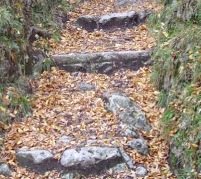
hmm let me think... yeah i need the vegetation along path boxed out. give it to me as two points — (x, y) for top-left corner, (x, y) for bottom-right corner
(0, 0), (177, 178)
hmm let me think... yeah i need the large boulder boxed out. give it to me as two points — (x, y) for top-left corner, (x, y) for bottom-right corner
(103, 92), (151, 133)
(60, 147), (123, 173)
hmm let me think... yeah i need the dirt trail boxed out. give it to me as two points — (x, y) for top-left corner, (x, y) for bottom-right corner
(0, 0), (176, 178)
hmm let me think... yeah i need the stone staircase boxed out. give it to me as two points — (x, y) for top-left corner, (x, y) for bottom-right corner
(0, 0), (162, 178)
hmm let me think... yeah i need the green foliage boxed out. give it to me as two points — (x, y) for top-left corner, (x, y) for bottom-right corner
(42, 57), (55, 72)
(157, 90), (168, 107)
(8, 93), (31, 116)
(149, 0), (201, 177)
(29, 0), (70, 28)
(0, 0), (70, 128)
(0, 6), (25, 62)
(0, 0), (70, 74)
(0, 84), (32, 124)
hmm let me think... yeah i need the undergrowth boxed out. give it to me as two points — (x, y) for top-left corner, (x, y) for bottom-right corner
(0, 0), (71, 132)
(149, 0), (201, 178)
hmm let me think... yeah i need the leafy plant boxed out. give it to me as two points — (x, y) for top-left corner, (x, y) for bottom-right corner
(0, 0), (71, 129)
(0, 0), (71, 77)
(42, 57), (55, 72)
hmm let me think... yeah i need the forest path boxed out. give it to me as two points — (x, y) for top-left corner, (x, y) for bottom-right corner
(1, 0), (175, 178)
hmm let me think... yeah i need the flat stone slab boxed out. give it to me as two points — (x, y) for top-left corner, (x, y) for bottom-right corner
(15, 146), (133, 175)
(16, 149), (53, 165)
(52, 50), (150, 74)
(60, 147), (123, 173)
(76, 10), (152, 31)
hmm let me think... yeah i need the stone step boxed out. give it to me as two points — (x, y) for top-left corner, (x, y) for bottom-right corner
(15, 147), (132, 175)
(14, 92), (151, 177)
(15, 146), (147, 177)
(51, 50), (151, 74)
(76, 10), (152, 32)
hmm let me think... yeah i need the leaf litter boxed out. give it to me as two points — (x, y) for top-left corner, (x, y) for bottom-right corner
(0, 0), (174, 178)
(49, 0), (163, 54)
(0, 68), (175, 178)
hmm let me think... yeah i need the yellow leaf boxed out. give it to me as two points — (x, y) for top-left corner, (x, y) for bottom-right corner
(0, 121), (9, 130)
(0, 106), (6, 112)
(162, 31), (169, 38)
(191, 143), (198, 149)
(17, 140), (22, 145)
(189, 54), (194, 60)
(17, 128), (24, 133)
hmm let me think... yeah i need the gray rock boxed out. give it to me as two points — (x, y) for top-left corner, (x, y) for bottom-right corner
(125, 128), (139, 138)
(103, 92), (131, 114)
(111, 163), (128, 174)
(119, 123), (139, 138)
(61, 173), (75, 179)
(16, 149), (53, 165)
(0, 163), (12, 176)
(60, 147), (123, 171)
(118, 147), (135, 169)
(25, 49), (47, 77)
(98, 11), (138, 29)
(78, 82), (96, 91)
(76, 10), (152, 31)
(16, 149), (59, 173)
(136, 166), (147, 177)
(129, 139), (148, 155)
(76, 15), (97, 32)
(138, 10), (152, 23)
(57, 136), (72, 143)
(85, 139), (103, 146)
(0, 60), (19, 83)
(52, 51), (150, 74)
(115, 0), (143, 7)
(52, 10), (69, 28)
(16, 76), (33, 94)
(120, 106), (151, 132)
(103, 92), (151, 132)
